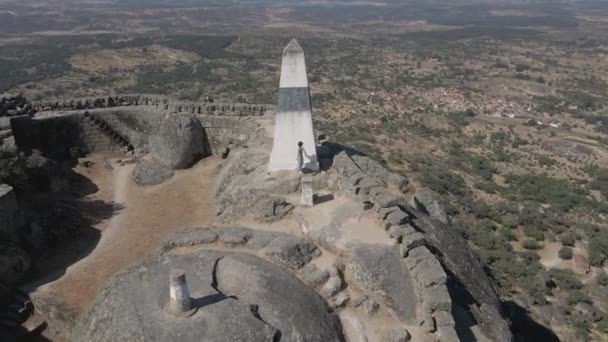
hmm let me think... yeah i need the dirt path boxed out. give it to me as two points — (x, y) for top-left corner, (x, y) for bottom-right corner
(29, 155), (222, 322)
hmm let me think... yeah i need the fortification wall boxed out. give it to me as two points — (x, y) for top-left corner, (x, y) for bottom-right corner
(332, 151), (459, 342)
(33, 95), (270, 117)
(11, 114), (124, 160)
(13, 95), (270, 159)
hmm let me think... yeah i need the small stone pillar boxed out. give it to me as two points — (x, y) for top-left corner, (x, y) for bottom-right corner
(167, 269), (193, 315)
(301, 176), (313, 207)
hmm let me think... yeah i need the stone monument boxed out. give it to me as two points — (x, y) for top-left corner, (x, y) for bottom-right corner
(301, 176), (314, 207)
(270, 39), (319, 172)
(166, 269), (196, 316)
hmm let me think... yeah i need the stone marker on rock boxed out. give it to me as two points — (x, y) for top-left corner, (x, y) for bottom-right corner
(270, 39), (319, 172)
(301, 176), (313, 206)
(167, 269), (195, 317)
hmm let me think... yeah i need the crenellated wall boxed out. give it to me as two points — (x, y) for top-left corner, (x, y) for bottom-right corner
(33, 95), (270, 117)
(12, 96), (271, 160)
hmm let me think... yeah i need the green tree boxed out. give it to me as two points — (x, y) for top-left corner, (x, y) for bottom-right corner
(559, 247), (573, 260)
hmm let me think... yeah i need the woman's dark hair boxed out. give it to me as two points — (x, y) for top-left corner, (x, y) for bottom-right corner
(298, 141), (303, 147)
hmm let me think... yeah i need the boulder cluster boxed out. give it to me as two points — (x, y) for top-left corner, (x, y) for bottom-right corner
(1, 95), (36, 152)
(0, 95), (36, 117)
(149, 114), (209, 170)
(75, 227), (344, 342)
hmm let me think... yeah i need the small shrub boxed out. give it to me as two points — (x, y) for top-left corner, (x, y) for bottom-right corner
(567, 290), (592, 305)
(522, 238), (540, 250)
(558, 247), (573, 260)
(596, 271), (608, 286)
(588, 231), (608, 266)
(524, 225), (544, 241)
(560, 233), (575, 247)
(549, 268), (583, 289)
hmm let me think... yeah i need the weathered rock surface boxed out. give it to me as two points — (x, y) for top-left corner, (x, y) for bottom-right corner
(149, 114), (208, 169)
(408, 209), (513, 342)
(252, 197), (294, 222)
(160, 227), (218, 252)
(299, 264), (330, 289)
(381, 328), (411, 342)
(331, 149), (408, 193)
(216, 254), (344, 341)
(213, 148), (304, 223)
(262, 235), (320, 270)
(412, 188), (448, 224)
(132, 159), (173, 186)
(345, 244), (417, 322)
(26, 150), (72, 192)
(74, 250), (343, 342)
(218, 226), (254, 245)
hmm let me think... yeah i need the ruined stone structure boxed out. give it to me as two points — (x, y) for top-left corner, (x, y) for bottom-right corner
(270, 39), (319, 172)
(9, 96), (269, 161)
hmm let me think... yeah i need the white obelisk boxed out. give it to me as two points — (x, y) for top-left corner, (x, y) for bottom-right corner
(270, 39), (319, 172)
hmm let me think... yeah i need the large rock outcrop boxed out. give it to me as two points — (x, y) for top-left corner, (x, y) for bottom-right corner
(409, 209), (513, 342)
(216, 254), (343, 341)
(73, 249), (343, 342)
(213, 148), (301, 223)
(412, 187), (449, 224)
(345, 244), (417, 323)
(149, 114), (208, 169)
(132, 159), (174, 186)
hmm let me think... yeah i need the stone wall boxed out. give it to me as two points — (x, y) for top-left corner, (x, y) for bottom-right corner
(13, 94), (271, 158)
(332, 151), (459, 342)
(11, 102), (266, 159)
(197, 115), (261, 153)
(11, 113), (126, 160)
(33, 95), (270, 117)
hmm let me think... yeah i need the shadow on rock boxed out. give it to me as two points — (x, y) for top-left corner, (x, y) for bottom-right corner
(191, 292), (237, 309)
(504, 300), (560, 342)
(20, 196), (122, 287)
(317, 142), (366, 170)
(314, 194), (334, 205)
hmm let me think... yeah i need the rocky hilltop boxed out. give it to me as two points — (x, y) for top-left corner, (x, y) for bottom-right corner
(1, 93), (516, 342)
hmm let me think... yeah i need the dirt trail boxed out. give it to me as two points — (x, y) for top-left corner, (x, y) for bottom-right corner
(29, 155), (222, 319)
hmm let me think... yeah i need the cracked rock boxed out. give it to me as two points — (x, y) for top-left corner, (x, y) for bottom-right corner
(262, 236), (320, 270)
(299, 264), (330, 289)
(218, 227), (253, 245)
(322, 275), (343, 297)
(161, 227), (218, 252)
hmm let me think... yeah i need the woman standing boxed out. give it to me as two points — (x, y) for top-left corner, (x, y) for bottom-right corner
(296, 141), (310, 172)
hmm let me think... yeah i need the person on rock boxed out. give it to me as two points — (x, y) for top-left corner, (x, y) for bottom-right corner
(296, 141), (310, 173)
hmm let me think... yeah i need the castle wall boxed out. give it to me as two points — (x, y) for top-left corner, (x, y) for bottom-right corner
(11, 114), (109, 160)
(12, 97), (268, 159)
(33, 95), (269, 117)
